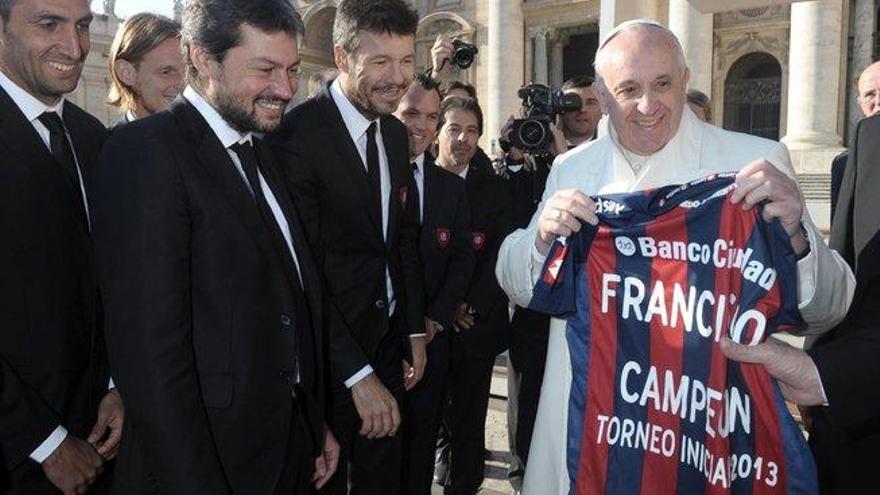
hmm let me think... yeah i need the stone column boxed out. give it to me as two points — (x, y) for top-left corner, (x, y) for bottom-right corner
(530, 27), (553, 85)
(599, 0), (640, 39)
(487, 0), (525, 146)
(668, 0), (714, 96)
(847, 0), (877, 140)
(551, 33), (567, 87)
(783, 0), (846, 173)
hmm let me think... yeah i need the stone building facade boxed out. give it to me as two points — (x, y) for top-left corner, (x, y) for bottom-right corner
(82, 0), (879, 229)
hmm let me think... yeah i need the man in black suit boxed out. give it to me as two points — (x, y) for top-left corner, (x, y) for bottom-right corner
(269, 1), (424, 493)
(830, 61), (880, 221)
(89, 1), (336, 493)
(393, 74), (475, 495)
(0, 1), (121, 493)
(433, 97), (514, 495)
(724, 114), (880, 494)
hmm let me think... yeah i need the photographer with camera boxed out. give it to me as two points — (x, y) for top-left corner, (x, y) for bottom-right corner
(430, 34), (478, 81)
(558, 76), (602, 148)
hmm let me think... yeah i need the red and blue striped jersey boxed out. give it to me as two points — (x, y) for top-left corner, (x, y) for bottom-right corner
(530, 173), (818, 495)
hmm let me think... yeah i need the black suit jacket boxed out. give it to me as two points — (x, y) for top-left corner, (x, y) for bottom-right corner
(0, 86), (108, 482)
(829, 151), (847, 222)
(811, 115), (880, 437)
(90, 98), (325, 494)
(270, 84), (425, 383)
(458, 164), (514, 358)
(418, 154), (474, 330)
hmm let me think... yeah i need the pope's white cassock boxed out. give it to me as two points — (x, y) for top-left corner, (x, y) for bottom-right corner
(496, 107), (855, 495)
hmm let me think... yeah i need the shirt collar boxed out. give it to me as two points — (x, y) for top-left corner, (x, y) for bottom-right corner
(413, 153), (426, 175)
(457, 165), (470, 179)
(183, 85), (252, 148)
(125, 110), (137, 123)
(0, 69), (64, 122)
(330, 78), (379, 143)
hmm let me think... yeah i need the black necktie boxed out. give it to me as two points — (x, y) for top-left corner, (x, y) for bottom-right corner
(231, 141), (306, 384)
(365, 122), (382, 219)
(38, 111), (88, 227)
(38, 112), (80, 185)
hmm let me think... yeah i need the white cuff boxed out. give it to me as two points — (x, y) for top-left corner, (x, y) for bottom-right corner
(795, 226), (818, 310)
(30, 426), (67, 463)
(409, 334), (426, 338)
(108, 377), (115, 390)
(344, 365), (374, 388)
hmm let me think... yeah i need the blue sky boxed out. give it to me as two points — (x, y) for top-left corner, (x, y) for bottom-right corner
(91, 0), (176, 18)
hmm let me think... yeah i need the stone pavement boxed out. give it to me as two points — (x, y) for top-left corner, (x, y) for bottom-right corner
(430, 365), (517, 495)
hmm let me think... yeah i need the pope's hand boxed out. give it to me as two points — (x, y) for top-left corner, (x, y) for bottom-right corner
(731, 159), (808, 255)
(535, 189), (597, 255)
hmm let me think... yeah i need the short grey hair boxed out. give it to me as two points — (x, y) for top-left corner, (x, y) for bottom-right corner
(593, 19), (687, 88)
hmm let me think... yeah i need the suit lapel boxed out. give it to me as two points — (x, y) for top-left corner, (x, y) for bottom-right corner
(383, 115), (404, 250)
(256, 139), (318, 296)
(169, 100), (283, 276)
(422, 156), (439, 227)
(316, 85), (383, 237)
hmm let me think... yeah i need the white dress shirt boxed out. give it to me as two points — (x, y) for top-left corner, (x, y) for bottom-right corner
(0, 70), (96, 464)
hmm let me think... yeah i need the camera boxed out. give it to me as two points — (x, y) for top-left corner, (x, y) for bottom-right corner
(451, 39), (478, 70)
(510, 84), (582, 155)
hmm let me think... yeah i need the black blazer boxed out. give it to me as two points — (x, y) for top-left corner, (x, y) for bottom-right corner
(270, 83), (425, 383)
(90, 98), (326, 494)
(458, 164), (514, 358)
(419, 154), (474, 330)
(0, 86), (108, 482)
(811, 115), (880, 437)
(829, 151), (847, 222)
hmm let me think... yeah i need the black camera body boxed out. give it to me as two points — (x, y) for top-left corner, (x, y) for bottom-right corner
(510, 84), (582, 154)
(451, 40), (478, 69)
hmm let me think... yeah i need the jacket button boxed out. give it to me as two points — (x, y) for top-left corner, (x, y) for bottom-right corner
(280, 314), (292, 327)
(375, 299), (386, 310)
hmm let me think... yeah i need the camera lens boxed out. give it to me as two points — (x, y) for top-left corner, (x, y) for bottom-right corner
(517, 119), (547, 149)
(453, 50), (474, 69)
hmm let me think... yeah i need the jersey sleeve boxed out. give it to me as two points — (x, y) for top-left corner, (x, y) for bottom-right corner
(528, 231), (586, 318)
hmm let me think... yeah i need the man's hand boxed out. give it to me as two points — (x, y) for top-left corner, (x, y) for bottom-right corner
(88, 389), (124, 460)
(536, 189), (598, 255)
(42, 436), (104, 495)
(731, 159), (808, 255)
(452, 303), (475, 332)
(425, 318), (443, 344)
(430, 34), (454, 79)
(350, 373), (400, 439)
(720, 337), (826, 406)
(403, 336), (427, 391)
(312, 425), (340, 490)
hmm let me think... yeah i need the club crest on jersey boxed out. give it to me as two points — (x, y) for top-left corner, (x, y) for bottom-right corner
(615, 236), (637, 256)
(543, 242), (568, 284)
(471, 231), (486, 251)
(399, 186), (409, 209)
(436, 227), (451, 249)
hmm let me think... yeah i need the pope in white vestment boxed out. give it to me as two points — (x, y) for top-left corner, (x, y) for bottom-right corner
(496, 21), (855, 494)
